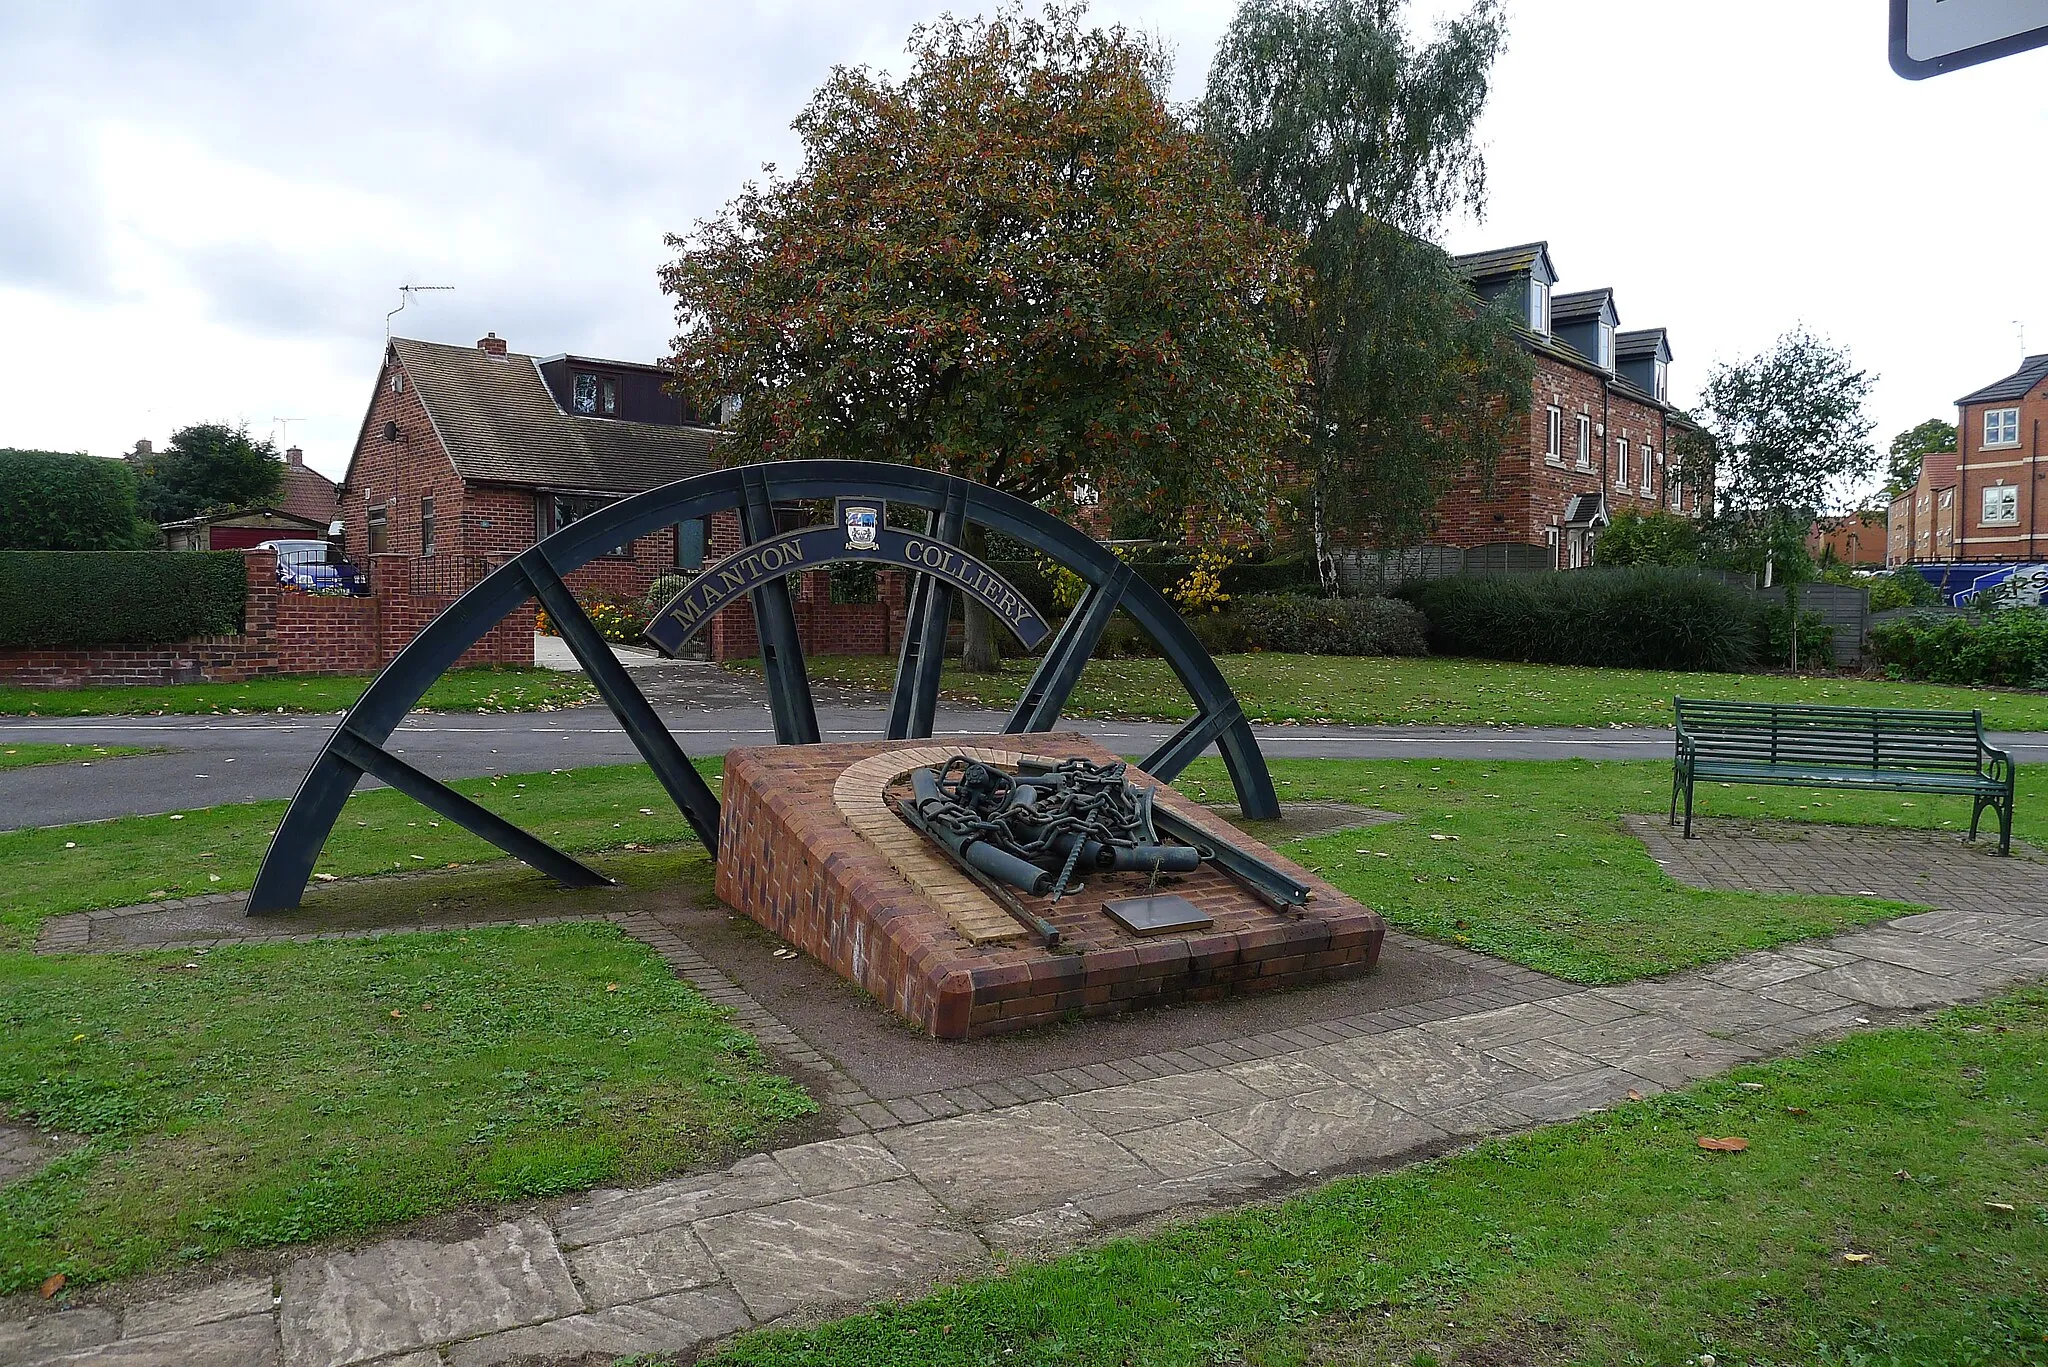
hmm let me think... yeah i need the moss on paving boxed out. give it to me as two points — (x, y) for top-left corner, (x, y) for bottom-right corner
(709, 989), (2048, 1367)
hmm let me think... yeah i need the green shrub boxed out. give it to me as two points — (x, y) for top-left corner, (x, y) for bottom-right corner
(1865, 566), (1942, 612)
(1396, 568), (1760, 672)
(1758, 604), (1836, 670)
(1869, 608), (2048, 688)
(0, 551), (246, 646)
(1595, 509), (1700, 567)
(580, 597), (651, 645)
(1233, 593), (1427, 656)
(1222, 558), (1322, 596)
(1091, 595), (1423, 659)
(641, 574), (691, 615)
(0, 450), (154, 551)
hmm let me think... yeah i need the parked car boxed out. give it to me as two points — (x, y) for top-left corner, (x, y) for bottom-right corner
(257, 539), (369, 595)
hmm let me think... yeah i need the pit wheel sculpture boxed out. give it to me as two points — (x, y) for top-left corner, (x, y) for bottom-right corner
(249, 460), (1280, 913)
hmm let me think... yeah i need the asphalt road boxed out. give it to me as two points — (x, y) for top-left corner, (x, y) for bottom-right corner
(4, 661), (2044, 830)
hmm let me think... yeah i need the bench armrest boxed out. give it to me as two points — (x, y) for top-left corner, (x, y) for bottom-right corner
(1981, 738), (2016, 786)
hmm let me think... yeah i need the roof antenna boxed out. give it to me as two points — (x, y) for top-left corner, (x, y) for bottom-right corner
(271, 416), (305, 448)
(2016, 319), (2027, 357)
(386, 284), (454, 339)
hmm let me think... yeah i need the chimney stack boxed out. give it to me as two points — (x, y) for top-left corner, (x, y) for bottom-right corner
(477, 331), (508, 357)
(285, 446), (304, 466)
(134, 439), (153, 456)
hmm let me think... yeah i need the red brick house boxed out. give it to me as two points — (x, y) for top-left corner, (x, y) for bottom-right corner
(338, 333), (725, 601)
(1886, 353), (2047, 566)
(1432, 242), (1705, 569)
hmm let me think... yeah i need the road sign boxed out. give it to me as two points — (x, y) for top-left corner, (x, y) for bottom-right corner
(1891, 0), (2048, 78)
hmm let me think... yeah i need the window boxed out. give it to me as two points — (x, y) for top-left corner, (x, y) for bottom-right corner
(1640, 446), (1654, 495)
(1984, 407), (2019, 448)
(419, 496), (435, 557)
(1615, 439), (1630, 488)
(1528, 277), (1550, 334)
(1575, 414), (1591, 469)
(1652, 358), (1668, 403)
(1940, 489), (1955, 509)
(1670, 475), (1683, 512)
(389, 373), (405, 395)
(367, 502), (388, 554)
(1597, 321), (1615, 369)
(1983, 484), (2019, 526)
(572, 373), (619, 417)
(675, 517), (706, 572)
(1544, 406), (1563, 462)
(550, 494), (631, 557)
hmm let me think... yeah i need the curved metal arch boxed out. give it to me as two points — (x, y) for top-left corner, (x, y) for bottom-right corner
(248, 460), (1279, 913)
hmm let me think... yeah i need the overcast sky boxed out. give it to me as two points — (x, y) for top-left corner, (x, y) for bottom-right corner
(4, 1), (2043, 505)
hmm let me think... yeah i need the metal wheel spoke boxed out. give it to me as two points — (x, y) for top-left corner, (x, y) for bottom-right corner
(1138, 702), (1245, 782)
(1004, 564), (1131, 734)
(740, 468), (821, 745)
(329, 725), (611, 888)
(520, 550), (723, 853)
(885, 488), (968, 740)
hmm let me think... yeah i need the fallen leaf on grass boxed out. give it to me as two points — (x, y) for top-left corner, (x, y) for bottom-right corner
(39, 1273), (64, 1298)
(1626, 1089), (1645, 1101)
(389, 1009), (404, 1020)
(1985, 1201), (2017, 1215)
(312, 873), (338, 882)
(606, 983), (619, 992)
(1842, 1252), (1872, 1264)
(1697, 1136), (1749, 1152)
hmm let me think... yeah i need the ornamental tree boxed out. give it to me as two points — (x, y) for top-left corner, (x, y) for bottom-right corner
(1203, 0), (1531, 591)
(662, 4), (1301, 668)
(1884, 417), (1955, 498)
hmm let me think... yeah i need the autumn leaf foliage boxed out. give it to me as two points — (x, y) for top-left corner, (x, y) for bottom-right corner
(661, 3), (1303, 527)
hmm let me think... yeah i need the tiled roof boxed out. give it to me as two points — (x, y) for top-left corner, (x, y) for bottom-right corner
(1551, 288), (1616, 324)
(1956, 353), (2048, 406)
(390, 337), (719, 494)
(1920, 451), (1959, 490)
(279, 462), (340, 524)
(1615, 327), (1670, 361)
(1451, 241), (1550, 283)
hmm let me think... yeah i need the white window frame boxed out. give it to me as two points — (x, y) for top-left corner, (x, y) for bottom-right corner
(1982, 484), (2019, 526)
(1615, 439), (1630, 488)
(1598, 321), (1615, 369)
(1670, 474), (1684, 512)
(1574, 414), (1591, 469)
(1529, 277), (1551, 334)
(1640, 447), (1655, 496)
(1652, 358), (1668, 403)
(1983, 407), (2019, 449)
(1545, 406), (1563, 463)
(1939, 489), (1955, 509)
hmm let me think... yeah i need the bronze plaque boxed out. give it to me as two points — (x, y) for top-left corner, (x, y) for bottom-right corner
(1103, 893), (1213, 936)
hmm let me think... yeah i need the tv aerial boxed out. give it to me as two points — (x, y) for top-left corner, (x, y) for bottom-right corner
(385, 284), (454, 338)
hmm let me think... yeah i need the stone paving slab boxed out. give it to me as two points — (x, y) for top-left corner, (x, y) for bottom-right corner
(694, 1179), (988, 1321)
(13, 816), (2048, 1367)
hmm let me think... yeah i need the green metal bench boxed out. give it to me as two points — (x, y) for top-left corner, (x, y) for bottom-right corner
(1671, 697), (2017, 854)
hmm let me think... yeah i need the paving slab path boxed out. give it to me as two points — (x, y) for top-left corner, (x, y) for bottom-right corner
(7, 821), (2047, 1367)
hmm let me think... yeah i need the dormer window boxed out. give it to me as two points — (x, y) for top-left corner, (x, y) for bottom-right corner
(573, 373), (619, 417)
(1528, 277), (1550, 334)
(1653, 358), (1669, 402)
(1597, 321), (1615, 369)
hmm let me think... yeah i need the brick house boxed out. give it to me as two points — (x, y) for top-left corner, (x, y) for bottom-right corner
(1430, 242), (1704, 569)
(1886, 353), (2047, 566)
(338, 333), (725, 602)
(1808, 509), (1887, 567)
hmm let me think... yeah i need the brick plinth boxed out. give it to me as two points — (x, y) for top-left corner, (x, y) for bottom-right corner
(715, 734), (1384, 1039)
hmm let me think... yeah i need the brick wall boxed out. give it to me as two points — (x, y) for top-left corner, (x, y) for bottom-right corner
(1424, 352), (1704, 566)
(1957, 383), (2048, 561)
(0, 549), (533, 689)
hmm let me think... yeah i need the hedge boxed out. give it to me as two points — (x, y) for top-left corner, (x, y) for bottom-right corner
(0, 551), (247, 647)
(1096, 594), (1425, 659)
(1869, 608), (2048, 689)
(0, 449), (152, 551)
(1396, 568), (1760, 672)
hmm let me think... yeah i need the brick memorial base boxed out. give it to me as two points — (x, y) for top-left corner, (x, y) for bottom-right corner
(715, 734), (1385, 1038)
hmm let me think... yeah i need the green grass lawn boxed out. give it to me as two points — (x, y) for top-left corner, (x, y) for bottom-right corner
(0, 915), (815, 1294)
(783, 652), (2048, 730)
(710, 988), (2048, 1367)
(0, 666), (597, 717)
(0, 743), (150, 770)
(1174, 756), (2048, 983)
